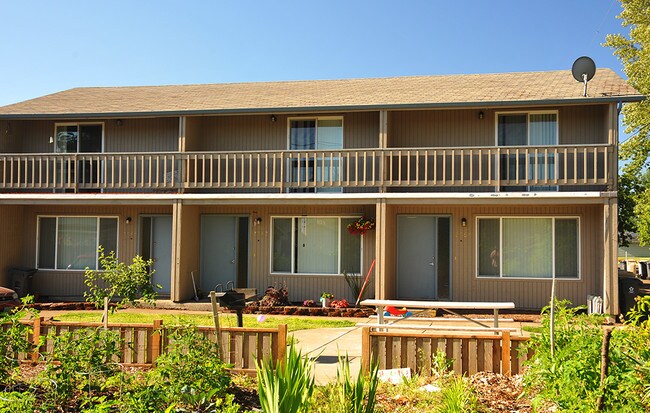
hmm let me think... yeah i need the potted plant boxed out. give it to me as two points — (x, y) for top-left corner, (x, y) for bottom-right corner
(320, 292), (334, 308)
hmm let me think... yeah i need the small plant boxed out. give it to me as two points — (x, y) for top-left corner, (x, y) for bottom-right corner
(259, 284), (289, 307)
(433, 375), (479, 413)
(343, 271), (364, 304)
(256, 343), (314, 413)
(84, 246), (160, 312)
(320, 292), (334, 299)
(625, 295), (650, 326)
(303, 299), (316, 307)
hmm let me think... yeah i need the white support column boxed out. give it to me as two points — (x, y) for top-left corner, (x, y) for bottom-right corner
(171, 199), (182, 302)
(375, 199), (387, 299)
(379, 110), (388, 193)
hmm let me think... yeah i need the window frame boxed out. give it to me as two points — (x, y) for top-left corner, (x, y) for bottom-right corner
(286, 116), (344, 150)
(475, 215), (581, 280)
(494, 110), (559, 147)
(53, 122), (105, 154)
(269, 215), (363, 276)
(36, 215), (119, 271)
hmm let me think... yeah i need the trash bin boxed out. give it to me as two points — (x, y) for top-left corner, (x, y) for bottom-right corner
(9, 267), (37, 298)
(619, 275), (643, 316)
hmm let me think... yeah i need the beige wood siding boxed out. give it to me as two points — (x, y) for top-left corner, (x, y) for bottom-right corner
(389, 109), (495, 148)
(196, 112), (379, 152)
(21, 204), (172, 298)
(559, 105), (608, 144)
(0, 206), (27, 285)
(390, 106), (610, 148)
(385, 204), (603, 309)
(105, 118), (179, 152)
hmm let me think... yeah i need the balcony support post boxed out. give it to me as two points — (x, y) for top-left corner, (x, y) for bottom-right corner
(379, 110), (388, 192)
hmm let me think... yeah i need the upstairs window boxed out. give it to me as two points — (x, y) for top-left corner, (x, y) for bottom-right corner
(288, 118), (343, 193)
(37, 216), (118, 270)
(55, 123), (103, 154)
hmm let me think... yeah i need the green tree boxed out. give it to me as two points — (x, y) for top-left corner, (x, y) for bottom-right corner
(606, 0), (650, 244)
(84, 246), (159, 315)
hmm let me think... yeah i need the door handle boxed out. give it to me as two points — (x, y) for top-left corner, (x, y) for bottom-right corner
(231, 259), (235, 264)
(429, 257), (435, 266)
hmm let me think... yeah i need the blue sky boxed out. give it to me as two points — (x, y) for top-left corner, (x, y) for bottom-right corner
(0, 0), (629, 107)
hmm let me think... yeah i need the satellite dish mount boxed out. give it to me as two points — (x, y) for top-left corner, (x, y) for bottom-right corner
(572, 56), (596, 97)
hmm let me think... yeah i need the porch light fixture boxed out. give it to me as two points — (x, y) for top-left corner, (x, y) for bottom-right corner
(270, 115), (277, 122)
(478, 111), (484, 120)
(461, 218), (467, 227)
(125, 216), (132, 224)
(255, 217), (262, 225)
(115, 119), (123, 126)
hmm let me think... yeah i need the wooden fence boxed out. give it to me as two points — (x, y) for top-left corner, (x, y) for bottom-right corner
(11, 318), (287, 375)
(361, 328), (532, 376)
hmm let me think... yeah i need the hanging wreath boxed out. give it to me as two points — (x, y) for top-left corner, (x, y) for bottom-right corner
(347, 217), (376, 235)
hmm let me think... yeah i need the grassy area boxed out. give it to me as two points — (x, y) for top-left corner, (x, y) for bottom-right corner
(51, 311), (356, 332)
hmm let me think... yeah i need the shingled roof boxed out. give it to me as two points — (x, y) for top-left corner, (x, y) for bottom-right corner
(0, 69), (642, 118)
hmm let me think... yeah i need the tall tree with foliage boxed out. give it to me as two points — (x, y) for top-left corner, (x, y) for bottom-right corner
(606, 0), (650, 245)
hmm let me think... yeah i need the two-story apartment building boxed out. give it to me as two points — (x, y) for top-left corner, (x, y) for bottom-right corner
(0, 69), (641, 313)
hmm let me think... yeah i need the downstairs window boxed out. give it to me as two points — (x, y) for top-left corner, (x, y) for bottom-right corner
(271, 216), (361, 275)
(477, 217), (579, 279)
(37, 216), (118, 270)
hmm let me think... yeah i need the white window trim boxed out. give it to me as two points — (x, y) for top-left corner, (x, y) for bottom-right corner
(494, 110), (559, 147)
(269, 215), (363, 276)
(36, 215), (119, 271)
(53, 122), (105, 154)
(475, 215), (581, 281)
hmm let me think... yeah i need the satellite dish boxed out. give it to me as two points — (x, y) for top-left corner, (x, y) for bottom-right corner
(572, 56), (596, 97)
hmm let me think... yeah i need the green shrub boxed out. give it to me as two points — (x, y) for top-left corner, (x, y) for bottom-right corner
(433, 375), (478, 413)
(256, 343), (314, 413)
(523, 299), (650, 411)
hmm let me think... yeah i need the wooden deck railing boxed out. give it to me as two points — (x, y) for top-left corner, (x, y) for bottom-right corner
(361, 327), (532, 376)
(0, 144), (611, 192)
(10, 318), (287, 375)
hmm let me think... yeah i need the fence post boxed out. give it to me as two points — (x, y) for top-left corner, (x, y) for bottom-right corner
(274, 324), (287, 367)
(31, 316), (43, 362)
(361, 327), (370, 374)
(151, 319), (163, 365)
(501, 331), (511, 376)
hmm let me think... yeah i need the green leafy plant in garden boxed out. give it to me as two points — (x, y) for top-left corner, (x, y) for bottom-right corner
(256, 343), (314, 413)
(149, 323), (232, 407)
(624, 294), (650, 326)
(38, 327), (123, 406)
(0, 296), (36, 382)
(84, 245), (159, 311)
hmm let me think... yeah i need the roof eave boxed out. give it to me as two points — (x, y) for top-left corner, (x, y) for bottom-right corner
(0, 95), (644, 120)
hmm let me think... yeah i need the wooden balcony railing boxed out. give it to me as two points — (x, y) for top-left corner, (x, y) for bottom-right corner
(0, 145), (612, 192)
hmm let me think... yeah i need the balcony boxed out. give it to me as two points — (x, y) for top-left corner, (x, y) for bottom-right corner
(0, 144), (612, 193)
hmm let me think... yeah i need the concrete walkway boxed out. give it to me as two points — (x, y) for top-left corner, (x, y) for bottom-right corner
(291, 324), (366, 385)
